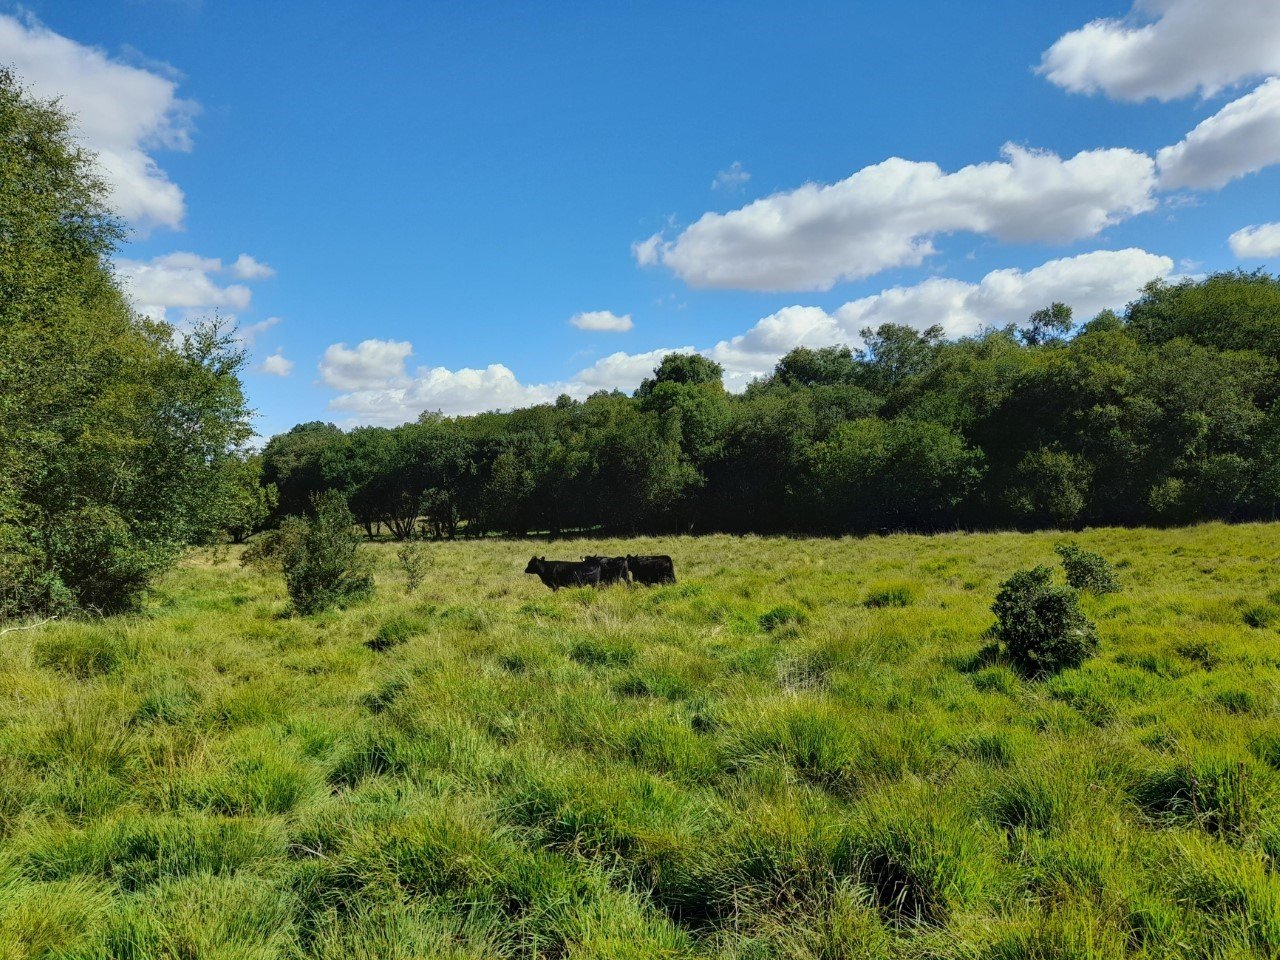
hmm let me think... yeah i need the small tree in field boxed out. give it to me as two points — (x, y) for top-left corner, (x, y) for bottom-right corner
(992, 566), (1098, 677)
(280, 491), (372, 615)
(397, 536), (430, 594)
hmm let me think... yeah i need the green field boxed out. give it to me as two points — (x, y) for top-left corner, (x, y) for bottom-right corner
(2, 524), (1279, 959)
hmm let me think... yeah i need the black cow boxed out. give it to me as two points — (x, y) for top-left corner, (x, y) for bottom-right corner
(525, 556), (601, 591)
(626, 554), (676, 585)
(583, 555), (630, 586)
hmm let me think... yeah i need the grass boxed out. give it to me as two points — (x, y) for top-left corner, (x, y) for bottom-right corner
(0, 522), (1278, 958)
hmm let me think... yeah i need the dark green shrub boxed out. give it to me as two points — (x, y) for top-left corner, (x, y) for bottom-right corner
(280, 492), (373, 615)
(1053, 543), (1120, 594)
(991, 566), (1098, 677)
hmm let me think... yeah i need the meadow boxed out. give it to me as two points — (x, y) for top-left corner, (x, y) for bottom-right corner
(1, 524), (1279, 959)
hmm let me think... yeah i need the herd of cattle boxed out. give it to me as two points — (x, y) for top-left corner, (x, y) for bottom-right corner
(524, 554), (676, 590)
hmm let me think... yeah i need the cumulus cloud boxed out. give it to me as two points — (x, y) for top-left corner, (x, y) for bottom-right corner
(1039, 0), (1280, 102)
(570, 310), (633, 332)
(712, 161), (750, 191)
(637, 144), (1156, 291)
(230, 254), (276, 280)
(0, 13), (197, 231)
(319, 339), (414, 392)
(833, 247), (1173, 339)
(115, 252), (256, 322)
(1229, 222), (1280, 258)
(321, 249), (1172, 424)
(572, 347), (695, 392)
(259, 349), (294, 377)
(1156, 78), (1280, 190)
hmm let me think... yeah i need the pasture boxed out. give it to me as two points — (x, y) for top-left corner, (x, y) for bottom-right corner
(1, 524), (1279, 959)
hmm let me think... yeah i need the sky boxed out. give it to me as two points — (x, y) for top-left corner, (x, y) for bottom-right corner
(5, 0), (1280, 438)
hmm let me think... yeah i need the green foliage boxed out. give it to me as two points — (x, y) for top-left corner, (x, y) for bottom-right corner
(280, 492), (373, 615)
(0, 71), (251, 622)
(396, 537), (431, 593)
(806, 418), (984, 531)
(991, 566), (1099, 677)
(1054, 543), (1120, 594)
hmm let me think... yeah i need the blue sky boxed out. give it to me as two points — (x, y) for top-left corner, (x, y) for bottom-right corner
(5, 0), (1280, 437)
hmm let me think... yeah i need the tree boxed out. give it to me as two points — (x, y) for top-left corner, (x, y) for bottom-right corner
(0, 71), (252, 619)
(219, 454), (277, 544)
(854, 324), (945, 395)
(1020, 302), (1073, 346)
(635, 353), (724, 397)
(771, 346), (860, 388)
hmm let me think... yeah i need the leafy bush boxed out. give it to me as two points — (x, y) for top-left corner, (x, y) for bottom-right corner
(280, 492), (373, 615)
(1054, 543), (1120, 594)
(991, 566), (1098, 677)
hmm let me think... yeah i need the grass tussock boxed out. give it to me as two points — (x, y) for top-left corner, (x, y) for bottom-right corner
(0, 522), (1278, 957)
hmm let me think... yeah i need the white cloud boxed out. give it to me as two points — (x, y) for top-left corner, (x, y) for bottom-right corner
(572, 347), (695, 392)
(237, 316), (282, 346)
(328, 363), (563, 425)
(259, 349), (294, 377)
(1230, 222), (1280, 258)
(638, 144), (1156, 291)
(0, 13), (196, 231)
(320, 249), (1173, 424)
(1156, 78), (1280, 190)
(230, 254), (276, 280)
(712, 161), (750, 191)
(115, 252), (255, 322)
(1039, 0), (1280, 102)
(570, 310), (633, 332)
(833, 248), (1174, 339)
(631, 234), (662, 267)
(319, 339), (414, 392)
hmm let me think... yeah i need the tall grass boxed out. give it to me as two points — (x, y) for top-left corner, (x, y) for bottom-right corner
(0, 523), (1277, 957)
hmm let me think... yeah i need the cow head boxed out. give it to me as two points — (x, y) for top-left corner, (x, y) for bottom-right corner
(524, 556), (544, 574)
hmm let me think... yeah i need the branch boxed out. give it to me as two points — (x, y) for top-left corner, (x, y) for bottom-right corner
(0, 616), (58, 637)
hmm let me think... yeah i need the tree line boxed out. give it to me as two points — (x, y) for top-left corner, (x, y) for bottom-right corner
(259, 271), (1280, 541)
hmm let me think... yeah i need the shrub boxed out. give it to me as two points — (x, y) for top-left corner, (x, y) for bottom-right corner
(397, 538), (431, 594)
(991, 566), (1098, 677)
(1054, 543), (1120, 594)
(280, 492), (373, 615)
